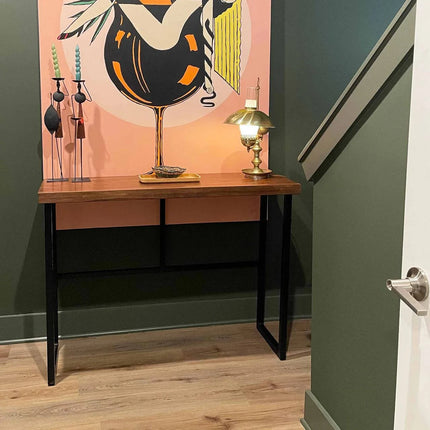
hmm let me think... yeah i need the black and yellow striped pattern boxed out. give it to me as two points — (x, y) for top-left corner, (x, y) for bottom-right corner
(214, 0), (241, 93)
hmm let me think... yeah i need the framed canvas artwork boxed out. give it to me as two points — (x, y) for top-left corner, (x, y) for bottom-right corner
(38, 0), (272, 229)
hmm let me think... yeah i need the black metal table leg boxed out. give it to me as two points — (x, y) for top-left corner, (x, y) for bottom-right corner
(256, 194), (292, 360)
(160, 199), (166, 269)
(45, 203), (59, 386)
(278, 194), (292, 359)
(257, 195), (267, 326)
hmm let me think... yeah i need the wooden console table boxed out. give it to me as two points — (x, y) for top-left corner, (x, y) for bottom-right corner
(38, 173), (301, 385)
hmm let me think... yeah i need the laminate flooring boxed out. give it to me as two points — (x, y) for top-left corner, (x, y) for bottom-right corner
(0, 320), (311, 430)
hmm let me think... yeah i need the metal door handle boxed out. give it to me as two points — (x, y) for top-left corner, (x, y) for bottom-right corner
(386, 267), (429, 316)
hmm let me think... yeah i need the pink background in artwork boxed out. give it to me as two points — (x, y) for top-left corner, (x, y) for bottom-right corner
(38, 1), (271, 230)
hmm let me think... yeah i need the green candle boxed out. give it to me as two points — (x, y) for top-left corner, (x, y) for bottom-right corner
(51, 44), (61, 78)
(75, 45), (81, 81)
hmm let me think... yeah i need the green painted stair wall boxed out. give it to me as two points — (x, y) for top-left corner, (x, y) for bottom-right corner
(272, 1), (411, 429)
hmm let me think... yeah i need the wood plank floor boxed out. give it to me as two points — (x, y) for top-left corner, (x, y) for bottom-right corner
(0, 320), (311, 430)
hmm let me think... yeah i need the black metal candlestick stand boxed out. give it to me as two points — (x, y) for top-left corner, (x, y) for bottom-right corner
(47, 78), (69, 182)
(71, 80), (92, 183)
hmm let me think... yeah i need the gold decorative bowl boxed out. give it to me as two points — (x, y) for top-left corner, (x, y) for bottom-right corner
(153, 166), (186, 178)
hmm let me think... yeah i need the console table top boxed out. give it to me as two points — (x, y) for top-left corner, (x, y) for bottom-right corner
(38, 173), (301, 204)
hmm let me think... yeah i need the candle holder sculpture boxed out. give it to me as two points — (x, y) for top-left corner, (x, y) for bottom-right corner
(71, 79), (92, 183)
(43, 90), (69, 182)
(70, 45), (93, 183)
(44, 44), (69, 182)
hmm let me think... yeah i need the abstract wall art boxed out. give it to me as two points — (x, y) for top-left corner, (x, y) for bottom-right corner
(38, 0), (271, 229)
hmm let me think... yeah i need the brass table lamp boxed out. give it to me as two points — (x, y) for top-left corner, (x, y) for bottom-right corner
(225, 83), (274, 179)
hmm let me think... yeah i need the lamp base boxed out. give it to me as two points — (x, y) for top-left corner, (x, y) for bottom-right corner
(242, 168), (272, 179)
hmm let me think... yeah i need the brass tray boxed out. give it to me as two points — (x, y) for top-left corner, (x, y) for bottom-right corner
(138, 173), (201, 184)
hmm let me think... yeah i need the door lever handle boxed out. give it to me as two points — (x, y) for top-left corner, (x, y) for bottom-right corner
(386, 267), (429, 316)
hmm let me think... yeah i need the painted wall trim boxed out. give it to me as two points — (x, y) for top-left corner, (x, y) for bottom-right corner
(0, 292), (311, 344)
(298, 0), (415, 180)
(301, 391), (341, 430)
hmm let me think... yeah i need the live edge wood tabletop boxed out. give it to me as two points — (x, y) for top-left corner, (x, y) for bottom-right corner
(38, 173), (301, 203)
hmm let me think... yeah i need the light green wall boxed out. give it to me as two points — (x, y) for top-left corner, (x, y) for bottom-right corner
(311, 62), (412, 429)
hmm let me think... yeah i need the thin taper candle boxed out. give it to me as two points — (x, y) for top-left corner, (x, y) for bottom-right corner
(75, 45), (81, 81)
(51, 44), (61, 78)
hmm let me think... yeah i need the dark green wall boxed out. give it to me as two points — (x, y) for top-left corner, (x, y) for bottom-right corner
(1, 0), (404, 346)
(268, 1), (411, 429)
(310, 62), (412, 430)
(0, 1), (45, 316)
(269, 0), (407, 293)
(0, 1), (311, 343)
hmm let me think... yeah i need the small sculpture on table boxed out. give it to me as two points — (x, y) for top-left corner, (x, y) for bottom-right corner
(70, 45), (92, 183)
(43, 44), (69, 182)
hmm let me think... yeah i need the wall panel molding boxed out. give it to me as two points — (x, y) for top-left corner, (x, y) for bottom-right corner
(0, 292), (311, 344)
(298, 0), (415, 180)
(301, 391), (341, 430)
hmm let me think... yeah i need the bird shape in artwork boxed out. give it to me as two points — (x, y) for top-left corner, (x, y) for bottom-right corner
(58, 0), (241, 108)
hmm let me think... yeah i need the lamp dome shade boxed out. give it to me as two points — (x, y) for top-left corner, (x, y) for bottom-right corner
(224, 108), (274, 129)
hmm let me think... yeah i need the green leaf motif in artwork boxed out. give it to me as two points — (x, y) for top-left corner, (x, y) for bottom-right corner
(66, 1), (97, 6)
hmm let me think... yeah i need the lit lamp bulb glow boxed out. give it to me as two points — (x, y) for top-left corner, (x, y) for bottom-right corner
(240, 125), (260, 150)
(240, 125), (259, 138)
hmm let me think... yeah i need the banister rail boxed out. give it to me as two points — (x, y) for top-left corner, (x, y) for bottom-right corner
(298, 0), (416, 181)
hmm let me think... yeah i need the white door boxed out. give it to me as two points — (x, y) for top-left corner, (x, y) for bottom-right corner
(392, 0), (430, 428)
